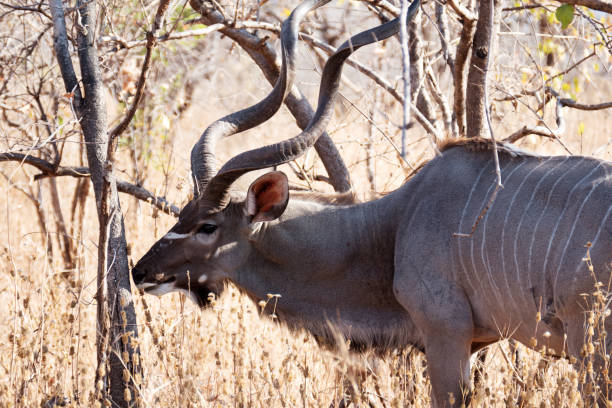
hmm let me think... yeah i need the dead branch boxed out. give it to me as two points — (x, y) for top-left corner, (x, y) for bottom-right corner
(500, 84), (612, 144)
(548, 86), (612, 110)
(0, 152), (88, 177)
(555, 0), (612, 15)
(447, 0), (476, 22)
(0, 152), (179, 216)
(359, 0), (400, 16)
(556, 99), (612, 111)
(574, 8), (612, 54)
(547, 50), (597, 82)
(495, 88), (541, 102)
(502, 4), (547, 12)
(504, 96), (566, 143)
(115, 181), (179, 217)
(0, 1), (51, 19)
(49, 0), (82, 112)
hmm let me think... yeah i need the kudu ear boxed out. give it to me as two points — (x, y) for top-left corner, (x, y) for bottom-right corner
(246, 171), (289, 223)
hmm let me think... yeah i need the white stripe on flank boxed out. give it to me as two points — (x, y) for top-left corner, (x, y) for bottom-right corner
(457, 162), (494, 295)
(481, 160), (527, 314)
(496, 159), (547, 288)
(526, 158), (584, 292)
(477, 162), (515, 307)
(541, 162), (602, 296)
(588, 205), (612, 253)
(553, 170), (611, 296)
(137, 282), (157, 290)
(512, 157), (568, 291)
(164, 232), (191, 240)
(474, 181), (500, 302)
(576, 205), (612, 275)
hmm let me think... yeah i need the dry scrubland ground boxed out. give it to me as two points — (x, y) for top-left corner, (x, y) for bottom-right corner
(1, 40), (612, 407)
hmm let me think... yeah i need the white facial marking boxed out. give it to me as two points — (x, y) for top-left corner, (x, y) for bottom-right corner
(136, 282), (157, 290)
(213, 242), (238, 258)
(197, 274), (208, 284)
(144, 282), (177, 296)
(164, 232), (191, 240)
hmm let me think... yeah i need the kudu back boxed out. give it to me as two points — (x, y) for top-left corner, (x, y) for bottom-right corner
(132, 1), (612, 405)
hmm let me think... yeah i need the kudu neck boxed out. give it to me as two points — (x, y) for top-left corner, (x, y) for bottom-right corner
(231, 189), (422, 351)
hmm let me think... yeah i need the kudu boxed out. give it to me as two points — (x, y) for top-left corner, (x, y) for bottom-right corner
(132, 0), (612, 405)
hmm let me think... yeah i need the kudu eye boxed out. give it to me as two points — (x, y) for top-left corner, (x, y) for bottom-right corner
(197, 223), (218, 235)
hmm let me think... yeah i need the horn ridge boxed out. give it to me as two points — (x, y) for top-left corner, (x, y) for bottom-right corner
(190, 0), (332, 196)
(203, 0), (421, 206)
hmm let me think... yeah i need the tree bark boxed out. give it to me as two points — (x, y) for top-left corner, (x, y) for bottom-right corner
(408, 8), (438, 134)
(452, 2), (476, 138)
(50, 0), (142, 405)
(465, 0), (500, 138)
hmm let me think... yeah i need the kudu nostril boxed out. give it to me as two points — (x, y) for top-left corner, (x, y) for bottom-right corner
(131, 266), (147, 284)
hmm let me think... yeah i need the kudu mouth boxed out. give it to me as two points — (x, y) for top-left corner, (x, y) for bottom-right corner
(148, 275), (176, 288)
(133, 273), (175, 290)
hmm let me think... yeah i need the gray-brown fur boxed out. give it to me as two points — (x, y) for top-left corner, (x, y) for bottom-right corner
(131, 1), (612, 405)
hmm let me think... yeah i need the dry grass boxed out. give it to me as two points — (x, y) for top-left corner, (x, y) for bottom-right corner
(1, 96), (611, 406)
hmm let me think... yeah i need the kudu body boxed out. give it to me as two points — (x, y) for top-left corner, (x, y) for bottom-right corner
(132, 0), (612, 405)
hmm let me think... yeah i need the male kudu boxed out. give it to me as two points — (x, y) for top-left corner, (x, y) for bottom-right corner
(132, 0), (612, 405)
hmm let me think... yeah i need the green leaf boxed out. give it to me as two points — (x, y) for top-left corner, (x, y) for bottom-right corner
(555, 4), (574, 29)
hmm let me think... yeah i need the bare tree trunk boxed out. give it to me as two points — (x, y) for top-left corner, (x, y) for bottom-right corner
(452, 3), (476, 138)
(465, 0), (500, 138)
(50, 0), (142, 406)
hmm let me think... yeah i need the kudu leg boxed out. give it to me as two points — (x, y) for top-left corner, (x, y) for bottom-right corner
(424, 334), (473, 407)
(393, 274), (474, 407)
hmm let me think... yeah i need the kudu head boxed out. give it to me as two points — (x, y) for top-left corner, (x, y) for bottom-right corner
(131, 0), (421, 306)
